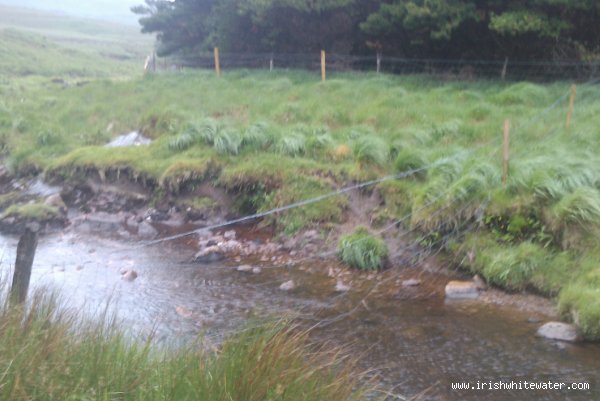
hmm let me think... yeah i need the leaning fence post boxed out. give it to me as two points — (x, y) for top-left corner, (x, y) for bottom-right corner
(321, 50), (326, 81)
(376, 52), (382, 74)
(566, 84), (577, 129)
(501, 57), (508, 80)
(502, 119), (510, 186)
(214, 47), (221, 78)
(10, 227), (38, 305)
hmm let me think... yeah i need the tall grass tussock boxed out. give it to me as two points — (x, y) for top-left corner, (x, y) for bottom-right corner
(0, 288), (366, 401)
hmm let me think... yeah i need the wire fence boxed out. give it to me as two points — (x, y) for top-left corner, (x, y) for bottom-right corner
(154, 51), (600, 82)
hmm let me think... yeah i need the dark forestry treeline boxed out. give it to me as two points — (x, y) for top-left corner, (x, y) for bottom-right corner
(132, 0), (600, 61)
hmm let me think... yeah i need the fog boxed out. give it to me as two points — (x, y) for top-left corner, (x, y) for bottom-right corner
(0, 0), (141, 24)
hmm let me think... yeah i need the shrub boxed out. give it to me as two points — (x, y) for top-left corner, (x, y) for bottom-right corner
(277, 134), (306, 157)
(167, 132), (195, 152)
(352, 136), (389, 167)
(242, 122), (275, 150)
(394, 148), (427, 178)
(213, 129), (242, 155)
(338, 226), (389, 271)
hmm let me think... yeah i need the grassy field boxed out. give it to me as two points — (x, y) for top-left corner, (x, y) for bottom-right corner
(1, 5), (600, 340)
(0, 290), (365, 401)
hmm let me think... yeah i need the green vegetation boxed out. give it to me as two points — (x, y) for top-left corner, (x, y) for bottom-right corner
(133, 0), (600, 61)
(1, 4), (600, 337)
(338, 227), (389, 271)
(0, 291), (365, 401)
(2, 203), (60, 221)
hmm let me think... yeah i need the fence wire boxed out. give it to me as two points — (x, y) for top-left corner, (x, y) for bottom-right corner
(157, 52), (600, 82)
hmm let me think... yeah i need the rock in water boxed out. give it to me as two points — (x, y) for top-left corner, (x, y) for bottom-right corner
(445, 280), (479, 299)
(279, 280), (296, 291)
(138, 221), (158, 239)
(194, 246), (225, 263)
(402, 279), (421, 287)
(335, 281), (351, 292)
(236, 265), (253, 272)
(121, 270), (138, 282)
(536, 322), (580, 342)
(175, 306), (193, 318)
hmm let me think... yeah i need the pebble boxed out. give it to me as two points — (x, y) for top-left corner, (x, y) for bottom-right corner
(335, 281), (351, 292)
(402, 279), (421, 287)
(279, 280), (296, 291)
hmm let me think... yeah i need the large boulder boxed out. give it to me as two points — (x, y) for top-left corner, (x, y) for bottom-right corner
(445, 280), (479, 299)
(536, 322), (580, 342)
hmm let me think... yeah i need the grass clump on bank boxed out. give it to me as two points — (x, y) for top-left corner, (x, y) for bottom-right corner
(338, 226), (389, 271)
(0, 291), (366, 401)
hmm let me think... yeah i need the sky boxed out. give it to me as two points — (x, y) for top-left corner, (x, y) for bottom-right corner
(0, 0), (143, 24)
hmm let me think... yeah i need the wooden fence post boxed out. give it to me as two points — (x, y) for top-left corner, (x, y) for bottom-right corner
(502, 119), (510, 186)
(376, 52), (382, 74)
(269, 54), (274, 72)
(10, 228), (38, 305)
(321, 50), (326, 81)
(214, 47), (221, 78)
(566, 84), (577, 129)
(501, 57), (508, 80)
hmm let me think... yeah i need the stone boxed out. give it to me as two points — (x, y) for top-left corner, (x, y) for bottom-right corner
(175, 306), (193, 318)
(402, 279), (421, 287)
(536, 322), (580, 342)
(335, 281), (351, 292)
(236, 265), (253, 272)
(194, 246), (225, 263)
(223, 230), (236, 240)
(473, 274), (487, 290)
(252, 267), (262, 274)
(105, 131), (151, 148)
(44, 193), (67, 213)
(445, 280), (479, 299)
(279, 280), (296, 291)
(138, 221), (158, 239)
(121, 270), (138, 282)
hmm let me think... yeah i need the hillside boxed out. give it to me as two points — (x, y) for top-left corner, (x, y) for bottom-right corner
(0, 4), (152, 79)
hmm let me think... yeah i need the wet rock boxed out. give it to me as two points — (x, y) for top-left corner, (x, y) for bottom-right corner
(223, 230), (236, 240)
(121, 270), (138, 282)
(194, 246), (225, 263)
(473, 274), (487, 290)
(252, 266), (262, 274)
(279, 280), (296, 291)
(335, 281), (351, 292)
(219, 239), (241, 252)
(537, 322), (580, 342)
(175, 306), (193, 318)
(236, 265), (253, 272)
(402, 279), (421, 287)
(138, 221), (158, 239)
(445, 280), (479, 299)
(105, 131), (151, 148)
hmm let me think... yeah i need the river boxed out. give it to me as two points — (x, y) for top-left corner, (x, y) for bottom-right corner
(0, 226), (598, 401)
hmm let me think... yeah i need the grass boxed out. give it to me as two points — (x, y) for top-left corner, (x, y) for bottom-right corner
(1, 7), (600, 336)
(0, 290), (366, 401)
(2, 203), (60, 221)
(338, 227), (389, 271)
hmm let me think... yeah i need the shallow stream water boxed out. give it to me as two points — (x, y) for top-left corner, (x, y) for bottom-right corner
(0, 227), (598, 401)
